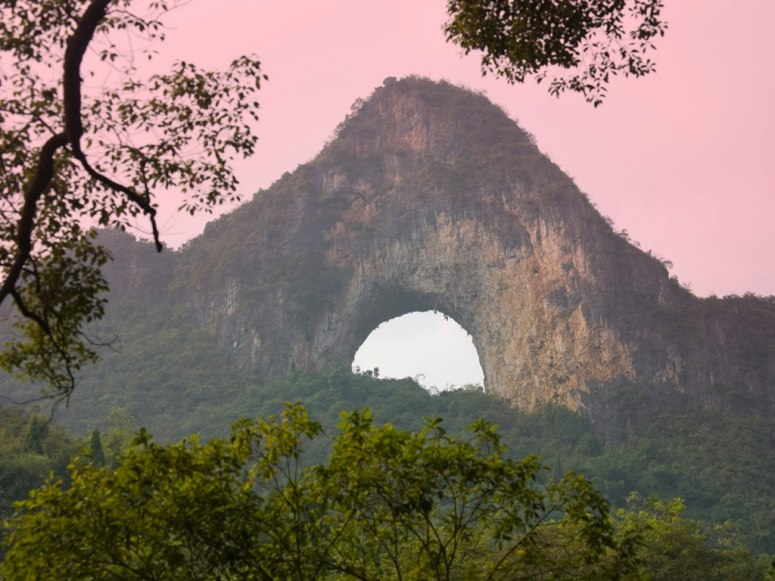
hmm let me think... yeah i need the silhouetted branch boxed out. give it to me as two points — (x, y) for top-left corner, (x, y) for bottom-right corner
(0, 132), (67, 306)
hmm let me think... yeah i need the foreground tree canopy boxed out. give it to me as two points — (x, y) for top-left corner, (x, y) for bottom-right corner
(1, 404), (642, 579)
(0, 0), (264, 396)
(445, 0), (666, 106)
(3, 402), (773, 578)
(0, 0), (666, 398)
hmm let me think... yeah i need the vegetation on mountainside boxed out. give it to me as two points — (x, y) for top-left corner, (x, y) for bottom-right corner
(5, 403), (771, 579)
(3, 232), (773, 557)
(0, 408), (76, 523)
(214, 369), (775, 556)
(0, 407), (77, 559)
(0, 404), (774, 580)
(615, 494), (774, 580)
(4, 357), (774, 556)
(0, 406), (144, 555)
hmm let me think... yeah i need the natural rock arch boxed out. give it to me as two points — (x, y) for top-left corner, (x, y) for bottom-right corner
(352, 311), (484, 388)
(181, 77), (775, 425)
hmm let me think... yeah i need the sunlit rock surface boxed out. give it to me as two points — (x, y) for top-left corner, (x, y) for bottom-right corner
(176, 77), (775, 432)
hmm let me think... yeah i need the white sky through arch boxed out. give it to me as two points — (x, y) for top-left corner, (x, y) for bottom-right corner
(352, 311), (484, 390)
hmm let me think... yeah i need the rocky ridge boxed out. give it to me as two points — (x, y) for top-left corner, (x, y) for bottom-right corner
(161, 77), (774, 431)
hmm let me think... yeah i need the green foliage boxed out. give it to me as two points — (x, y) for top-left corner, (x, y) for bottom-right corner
(581, 410), (775, 555)
(6, 344), (773, 558)
(215, 370), (775, 556)
(101, 407), (141, 465)
(2, 393), (771, 576)
(0, 232), (110, 393)
(0, 407), (77, 556)
(2, 294), (252, 442)
(444, 0), (667, 106)
(1, 404), (640, 579)
(616, 494), (775, 580)
(0, 0), (263, 396)
(320, 409), (639, 579)
(87, 429), (105, 467)
(21, 416), (44, 456)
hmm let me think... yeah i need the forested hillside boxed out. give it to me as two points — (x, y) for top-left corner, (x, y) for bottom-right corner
(1, 231), (773, 557)
(3, 366), (774, 556)
(2, 379), (774, 579)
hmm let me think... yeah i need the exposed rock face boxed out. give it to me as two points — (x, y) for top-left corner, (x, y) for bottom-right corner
(179, 77), (775, 431)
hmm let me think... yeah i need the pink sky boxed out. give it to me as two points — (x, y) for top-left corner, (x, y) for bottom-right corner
(146, 1), (775, 298)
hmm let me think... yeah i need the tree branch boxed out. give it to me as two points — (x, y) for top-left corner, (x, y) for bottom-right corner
(62, 0), (110, 150)
(9, 288), (51, 334)
(63, 0), (162, 251)
(0, 132), (67, 305)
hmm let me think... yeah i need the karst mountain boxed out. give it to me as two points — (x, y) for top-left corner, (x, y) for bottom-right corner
(8, 77), (775, 435)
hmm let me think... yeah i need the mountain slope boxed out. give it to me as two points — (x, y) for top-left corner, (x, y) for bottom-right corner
(2, 77), (773, 437)
(176, 77), (775, 432)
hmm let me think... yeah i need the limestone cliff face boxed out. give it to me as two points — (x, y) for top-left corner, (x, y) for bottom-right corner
(178, 77), (775, 430)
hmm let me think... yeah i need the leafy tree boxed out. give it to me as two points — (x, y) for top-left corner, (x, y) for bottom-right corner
(0, 0), (264, 397)
(1, 404), (641, 579)
(101, 406), (141, 463)
(444, 0), (667, 106)
(87, 428), (105, 467)
(21, 415), (44, 456)
(616, 494), (775, 580)
(0, 407), (77, 557)
(315, 409), (640, 579)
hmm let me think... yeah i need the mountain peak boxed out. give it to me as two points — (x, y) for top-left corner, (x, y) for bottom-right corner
(327, 76), (535, 160)
(177, 77), (775, 432)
